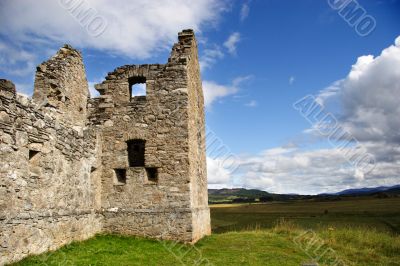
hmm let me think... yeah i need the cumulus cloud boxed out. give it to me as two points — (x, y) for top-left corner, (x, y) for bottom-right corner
(209, 36), (400, 194)
(314, 36), (400, 145)
(0, 0), (228, 59)
(223, 32), (241, 55)
(203, 76), (251, 108)
(339, 40), (400, 144)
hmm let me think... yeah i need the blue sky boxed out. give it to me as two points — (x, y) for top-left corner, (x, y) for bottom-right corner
(1, 0), (400, 194)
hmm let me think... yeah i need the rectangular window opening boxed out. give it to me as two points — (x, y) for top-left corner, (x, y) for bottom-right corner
(129, 76), (146, 99)
(127, 139), (145, 167)
(146, 167), (158, 183)
(114, 169), (126, 185)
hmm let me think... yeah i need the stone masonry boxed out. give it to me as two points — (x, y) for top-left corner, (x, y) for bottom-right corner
(0, 29), (210, 265)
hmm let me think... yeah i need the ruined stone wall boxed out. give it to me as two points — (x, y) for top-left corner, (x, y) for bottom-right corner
(0, 29), (210, 265)
(0, 80), (102, 265)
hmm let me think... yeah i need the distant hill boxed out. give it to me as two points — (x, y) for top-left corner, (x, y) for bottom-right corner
(333, 185), (400, 196)
(209, 188), (271, 198)
(208, 188), (273, 203)
(208, 185), (400, 204)
(208, 188), (314, 203)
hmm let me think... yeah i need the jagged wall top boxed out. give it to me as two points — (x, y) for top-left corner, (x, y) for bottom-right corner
(33, 44), (89, 127)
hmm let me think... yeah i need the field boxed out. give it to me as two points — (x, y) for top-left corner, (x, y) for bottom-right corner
(12, 197), (400, 266)
(211, 197), (400, 234)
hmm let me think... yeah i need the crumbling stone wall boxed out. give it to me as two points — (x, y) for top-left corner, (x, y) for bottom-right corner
(182, 31), (211, 241)
(0, 79), (102, 265)
(33, 45), (89, 127)
(0, 29), (210, 265)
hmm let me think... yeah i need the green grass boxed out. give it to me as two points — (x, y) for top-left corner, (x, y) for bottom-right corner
(12, 197), (400, 266)
(12, 233), (311, 266)
(12, 227), (400, 266)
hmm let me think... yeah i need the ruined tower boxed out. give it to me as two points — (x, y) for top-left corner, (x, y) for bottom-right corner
(0, 30), (210, 265)
(90, 29), (210, 241)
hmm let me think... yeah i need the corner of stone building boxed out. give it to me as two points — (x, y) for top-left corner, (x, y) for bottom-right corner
(170, 29), (212, 241)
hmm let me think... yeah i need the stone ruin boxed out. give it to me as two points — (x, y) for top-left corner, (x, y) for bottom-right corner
(0, 29), (210, 265)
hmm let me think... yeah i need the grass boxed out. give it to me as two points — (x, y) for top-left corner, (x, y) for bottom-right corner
(12, 233), (311, 266)
(12, 197), (400, 266)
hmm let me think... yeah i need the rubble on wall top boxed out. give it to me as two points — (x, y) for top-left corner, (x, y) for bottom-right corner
(0, 79), (16, 98)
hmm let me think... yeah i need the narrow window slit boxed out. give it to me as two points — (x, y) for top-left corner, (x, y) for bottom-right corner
(146, 168), (158, 183)
(114, 169), (126, 185)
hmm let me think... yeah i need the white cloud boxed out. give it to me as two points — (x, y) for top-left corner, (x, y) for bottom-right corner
(199, 46), (224, 71)
(202, 75), (251, 108)
(319, 36), (400, 144)
(240, 3), (250, 22)
(223, 32), (241, 55)
(209, 145), (399, 194)
(315, 80), (342, 106)
(289, 76), (295, 85)
(207, 157), (232, 186)
(0, 41), (36, 77)
(202, 81), (238, 108)
(0, 0), (228, 59)
(245, 100), (257, 107)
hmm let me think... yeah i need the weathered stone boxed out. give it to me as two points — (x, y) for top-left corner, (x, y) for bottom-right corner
(0, 111), (10, 123)
(0, 29), (210, 265)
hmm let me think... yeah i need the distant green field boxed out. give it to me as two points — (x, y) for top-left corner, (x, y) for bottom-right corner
(211, 197), (400, 234)
(12, 197), (400, 266)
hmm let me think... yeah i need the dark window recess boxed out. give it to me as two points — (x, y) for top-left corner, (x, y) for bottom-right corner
(127, 139), (145, 167)
(128, 76), (146, 99)
(29, 150), (40, 161)
(114, 169), (126, 185)
(146, 168), (158, 183)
